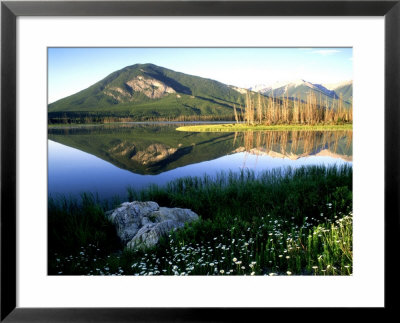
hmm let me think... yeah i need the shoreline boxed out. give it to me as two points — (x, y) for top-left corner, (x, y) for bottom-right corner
(49, 165), (353, 276)
(47, 120), (236, 128)
(176, 123), (353, 132)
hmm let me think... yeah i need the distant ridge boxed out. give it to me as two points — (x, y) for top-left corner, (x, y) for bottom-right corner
(250, 79), (352, 105)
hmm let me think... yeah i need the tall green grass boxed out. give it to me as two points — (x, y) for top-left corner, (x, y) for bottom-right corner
(49, 165), (352, 275)
(48, 193), (122, 274)
(127, 166), (352, 224)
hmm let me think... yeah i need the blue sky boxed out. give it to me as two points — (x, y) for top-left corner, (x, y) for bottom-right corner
(48, 47), (352, 103)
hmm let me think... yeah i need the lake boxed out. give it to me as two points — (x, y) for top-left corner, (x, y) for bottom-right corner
(48, 122), (353, 201)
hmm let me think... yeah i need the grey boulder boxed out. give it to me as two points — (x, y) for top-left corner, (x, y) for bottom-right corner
(106, 201), (199, 250)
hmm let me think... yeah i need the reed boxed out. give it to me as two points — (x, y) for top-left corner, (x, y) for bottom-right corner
(238, 90), (352, 126)
(49, 165), (352, 276)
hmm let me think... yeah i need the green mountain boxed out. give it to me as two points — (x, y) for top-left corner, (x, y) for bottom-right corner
(48, 63), (246, 121)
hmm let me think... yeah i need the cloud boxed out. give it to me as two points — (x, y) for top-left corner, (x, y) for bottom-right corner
(311, 49), (341, 56)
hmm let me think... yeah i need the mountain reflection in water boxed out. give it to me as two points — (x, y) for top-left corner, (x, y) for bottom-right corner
(48, 123), (352, 176)
(234, 130), (352, 161)
(48, 123), (352, 199)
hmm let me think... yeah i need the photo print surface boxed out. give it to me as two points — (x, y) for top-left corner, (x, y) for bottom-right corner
(48, 47), (353, 276)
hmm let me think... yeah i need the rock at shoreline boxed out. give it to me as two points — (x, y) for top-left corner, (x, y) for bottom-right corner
(106, 201), (199, 250)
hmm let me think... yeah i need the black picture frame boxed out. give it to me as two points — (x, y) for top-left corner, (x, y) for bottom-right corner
(1, 0), (399, 321)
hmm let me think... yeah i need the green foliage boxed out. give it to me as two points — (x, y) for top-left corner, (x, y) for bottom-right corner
(49, 165), (352, 276)
(48, 193), (122, 274)
(134, 166), (352, 224)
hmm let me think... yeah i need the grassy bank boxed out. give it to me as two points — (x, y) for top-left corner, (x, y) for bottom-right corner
(176, 123), (353, 132)
(49, 165), (352, 276)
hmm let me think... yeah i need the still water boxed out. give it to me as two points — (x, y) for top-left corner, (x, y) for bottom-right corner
(48, 123), (352, 200)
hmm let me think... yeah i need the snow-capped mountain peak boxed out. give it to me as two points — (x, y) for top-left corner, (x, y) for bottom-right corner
(251, 79), (314, 93)
(248, 78), (352, 102)
(323, 80), (353, 91)
(290, 79), (308, 87)
(248, 84), (271, 92)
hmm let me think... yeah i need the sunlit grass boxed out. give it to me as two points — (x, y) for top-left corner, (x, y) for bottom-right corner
(176, 123), (352, 132)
